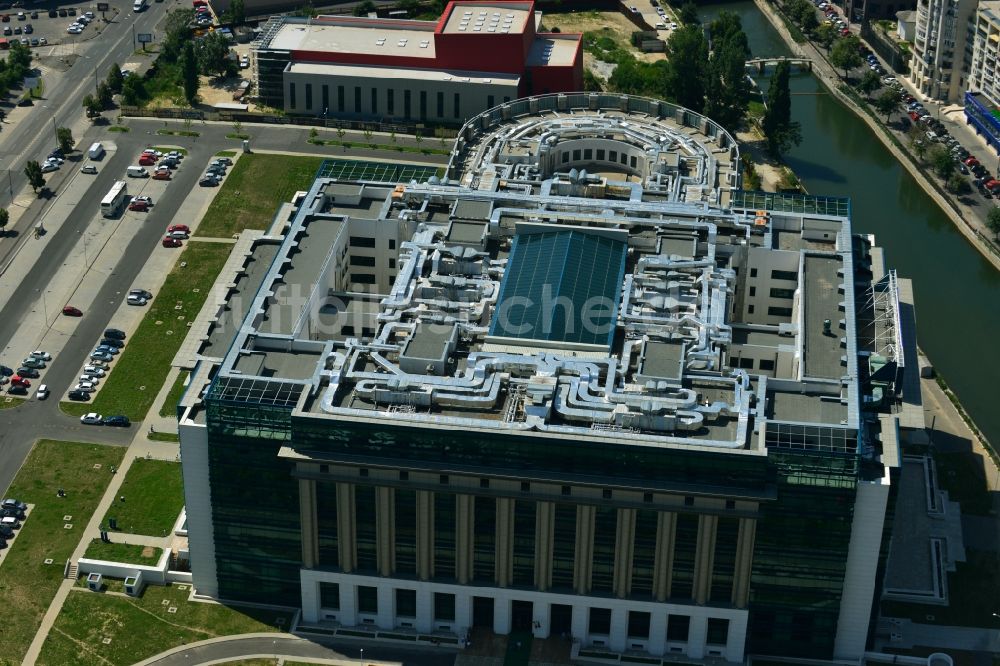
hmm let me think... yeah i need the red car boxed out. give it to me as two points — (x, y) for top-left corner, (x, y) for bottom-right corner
(11, 376), (30, 387)
(139, 157), (155, 166)
(168, 224), (190, 234)
(162, 237), (182, 248)
(152, 170), (171, 181)
(62, 305), (82, 316)
(129, 200), (149, 212)
(964, 156), (980, 167)
(840, 28), (849, 35)
(908, 111), (920, 121)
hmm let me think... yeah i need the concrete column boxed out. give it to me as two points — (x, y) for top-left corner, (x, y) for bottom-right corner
(376, 583), (394, 629)
(456, 494), (474, 584)
(687, 614), (708, 659)
(336, 483), (356, 573)
(496, 497), (514, 587)
(298, 478), (318, 569)
(726, 612), (749, 663)
(301, 577), (320, 623)
(571, 603), (589, 645)
(339, 582), (357, 626)
(532, 600), (549, 638)
(693, 514), (718, 605)
(376, 486), (394, 576)
(415, 587), (434, 633)
(535, 500), (554, 590)
(732, 518), (756, 609)
(613, 508), (636, 598)
(574, 504), (595, 595)
(608, 606), (628, 652)
(494, 596), (511, 635)
(653, 511), (676, 601)
(455, 592), (473, 634)
(647, 606), (668, 657)
(416, 490), (434, 580)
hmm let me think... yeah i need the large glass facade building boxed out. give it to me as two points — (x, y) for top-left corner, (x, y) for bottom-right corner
(178, 94), (921, 663)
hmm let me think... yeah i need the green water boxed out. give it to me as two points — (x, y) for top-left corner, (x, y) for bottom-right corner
(702, 1), (1000, 447)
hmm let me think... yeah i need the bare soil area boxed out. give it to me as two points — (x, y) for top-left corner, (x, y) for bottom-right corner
(543, 10), (666, 63)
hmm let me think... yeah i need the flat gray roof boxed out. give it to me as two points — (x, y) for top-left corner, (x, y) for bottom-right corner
(202, 243), (279, 358)
(287, 62), (520, 87)
(405, 324), (454, 361)
(271, 20), (437, 58)
(235, 349), (322, 381)
(448, 221), (487, 244)
(641, 340), (684, 380)
(768, 391), (848, 425)
(802, 254), (844, 380)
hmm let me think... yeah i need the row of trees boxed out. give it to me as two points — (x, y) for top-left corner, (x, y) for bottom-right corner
(0, 41), (33, 100)
(83, 64), (126, 117)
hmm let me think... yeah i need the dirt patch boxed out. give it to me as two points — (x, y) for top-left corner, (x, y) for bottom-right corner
(140, 546), (157, 559)
(543, 10), (666, 63)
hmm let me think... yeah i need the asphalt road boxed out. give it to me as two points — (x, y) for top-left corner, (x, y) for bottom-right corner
(145, 634), (457, 666)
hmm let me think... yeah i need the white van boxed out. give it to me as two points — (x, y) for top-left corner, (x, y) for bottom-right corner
(133, 0), (146, 11)
(126, 166), (148, 178)
(88, 142), (105, 160)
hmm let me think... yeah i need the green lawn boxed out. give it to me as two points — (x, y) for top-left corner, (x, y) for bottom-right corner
(102, 459), (183, 537)
(159, 370), (189, 418)
(196, 154), (324, 237)
(0, 440), (125, 665)
(37, 583), (293, 666)
(0, 396), (24, 409)
(83, 540), (163, 565)
(60, 242), (234, 420)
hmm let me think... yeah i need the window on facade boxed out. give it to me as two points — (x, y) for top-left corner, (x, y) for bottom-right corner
(589, 607), (612, 634)
(439, 474), (449, 484)
(769, 287), (795, 299)
(584, 148), (593, 160)
(749, 286), (756, 297)
(473, 496), (496, 583)
(630, 155), (638, 168)
(354, 87), (362, 113)
(670, 513), (699, 599)
(520, 481), (530, 492)
(758, 359), (775, 371)
(434, 592), (456, 621)
(437, 91), (444, 117)
(396, 588), (416, 617)
(591, 505), (616, 593)
(420, 90), (427, 119)
(319, 582), (340, 609)
(707, 618), (730, 645)
(512, 500), (536, 587)
(710, 517), (740, 603)
(748, 304), (755, 314)
(357, 585), (378, 614)
(433, 493), (456, 580)
(350, 255), (377, 267)
(750, 268), (758, 278)
(338, 85), (345, 112)
(627, 611), (651, 639)
(562, 153), (570, 163)
(487, 94), (494, 108)
(399, 470), (409, 481)
(596, 149), (605, 160)
(771, 269), (798, 281)
(289, 83), (296, 109)
(305, 83), (313, 110)
(371, 88), (378, 115)
(351, 274), (377, 285)
(350, 236), (376, 248)
(667, 614), (690, 642)
(551, 503), (576, 590)
(454, 92), (460, 118)
(630, 509), (657, 597)
(316, 482), (338, 568)
(389, 259), (396, 269)
(573, 149), (581, 161)
(767, 306), (793, 317)
(404, 89), (411, 119)
(480, 478), (490, 489)
(322, 85), (329, 113)
(738, 357), (754, 369)
(354, 486), (377, 573)
(609, 150), (618, 162)
(388, 239), (396, 249)
(388, 88), (395, 115)
(395, 489), (417, 575)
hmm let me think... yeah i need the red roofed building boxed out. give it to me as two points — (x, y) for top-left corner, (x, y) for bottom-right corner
(251, 1), (582, 122)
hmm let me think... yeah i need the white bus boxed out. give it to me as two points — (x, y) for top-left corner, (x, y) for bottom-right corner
(101, 180), (129, 217)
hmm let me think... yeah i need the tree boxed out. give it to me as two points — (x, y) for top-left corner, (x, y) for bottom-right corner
(908, 131), (927, 162)
(830, 36), (862, 79)
(82, 94), (102, 118)
(24, 160), (44, 192)
(55, 127), (74, 153)
(353, 0), (376, 16)
(107, 64), (124, 94)
(680, 1), (699, 25)
(228, 0), (245, 25)
(800, 10), (818, 34)
(162, 9), (195, 61)
(664, 26), (708, 112)
(928, 144), (954, 179)
(857, 70), (881, 99)
(96, 81), (113, 109)
(874, 89), (901, 121)
(703, 13), (751, 129)
(987, 206), (1000, 239)
(762, 60), (802, 156)
(197, 32), (231, 78)
(0, 208), (8, 235)
(947, 173), (971, 194)
(583, 68), (603, 92)
(121, 75), (147, 106)
(181, 42), (199, 106)
(814, 23), (837, 51)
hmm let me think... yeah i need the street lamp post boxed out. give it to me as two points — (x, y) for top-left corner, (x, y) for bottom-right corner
(359, 648), (364, 664)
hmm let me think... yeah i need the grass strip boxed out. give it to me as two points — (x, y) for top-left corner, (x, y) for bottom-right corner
(102, 459), (183, 537)
(307, 137), (449, 155)
(37, 583), (293, 666)
(0, 440), (125, 664)
(0, 396), (25, 409)
(159, 370), (189, 418)
(107, 126), (130, 133)
(156, 129), (200, 137)
(196, 153), (324, 237)
(82, 540), (163, 565)
(59, 242), (233, 420)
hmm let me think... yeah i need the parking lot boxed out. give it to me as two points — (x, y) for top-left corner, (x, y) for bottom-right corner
(0, 0), (144, 52)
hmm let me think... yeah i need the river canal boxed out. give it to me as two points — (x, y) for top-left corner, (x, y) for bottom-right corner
(699, 1), (1000, 447)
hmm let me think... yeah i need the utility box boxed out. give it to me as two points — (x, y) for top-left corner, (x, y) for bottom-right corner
(87, 572), (103, 591)
(124, 572), (145, 597)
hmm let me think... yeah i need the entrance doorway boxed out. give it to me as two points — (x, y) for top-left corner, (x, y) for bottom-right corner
(550, 603), (572, 636)
(512, 599), (534, 631)
(473, 596), (494, 628)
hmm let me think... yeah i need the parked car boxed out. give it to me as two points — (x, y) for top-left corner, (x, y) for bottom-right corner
(7, 385), (27, 395)
(21, 357), (45, 369)
(80, 412), (103, 425)
(15, 367), (39, 378)
(103, 415), (130, 427)
(11, 376), (30, 387)
(62, 305), (82, 316)
(90, 351), (113, 362)
(104, 328), (126, 340)
(100, 338), (125, 349)
(126, 293), (147, 305)
(95, 345), (119, 355)
(199, 176), (219, 187)
(0, 365), (12, 376)
(128, 199), (149, 212)
(1, 499), (27, 513)
(28, 350), (51, 361)
(41, 162), (59, 173)
(81, 165), (97, 174)
(214, 156), (232, 166)
(167, 225), (189, 234)
(68, 389), (90, 400)
(162, 237), (183, 247)
(74, 382), (97, 393)
(128, 289), (152, 301)
(152, 170), (172, 181)
(167, 230), (188, 240)
(82, 365), (106, 377)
